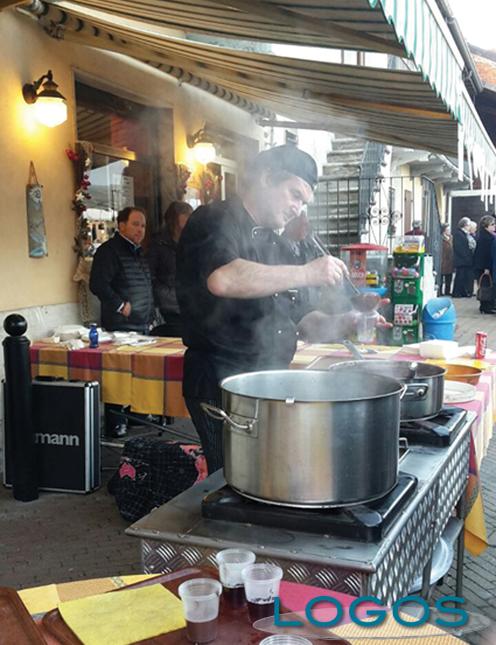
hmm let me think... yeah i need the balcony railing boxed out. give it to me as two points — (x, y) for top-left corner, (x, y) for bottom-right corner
(309, 175), (442, 262)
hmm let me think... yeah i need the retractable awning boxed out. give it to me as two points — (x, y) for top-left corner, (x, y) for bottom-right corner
(37, 0), (406, 54)
(20, 0), (496, 199)
(35, 0), (463, 116)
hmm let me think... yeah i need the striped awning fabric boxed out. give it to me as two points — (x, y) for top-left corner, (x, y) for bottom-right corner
(41, 0), (405, 54)
(29, 2), (455, 152)
(21, 0), (496, 197)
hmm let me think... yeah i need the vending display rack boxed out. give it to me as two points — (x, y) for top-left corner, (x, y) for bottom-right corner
(391, 249), (425, 345)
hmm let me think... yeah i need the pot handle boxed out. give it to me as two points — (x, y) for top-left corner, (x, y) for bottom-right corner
(201, 403), (256, 434)
(403, 382), (430, 400)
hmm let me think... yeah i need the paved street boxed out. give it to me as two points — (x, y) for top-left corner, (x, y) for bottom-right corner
(0, 296), (495, 642)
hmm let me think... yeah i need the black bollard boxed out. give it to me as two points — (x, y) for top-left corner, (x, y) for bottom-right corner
(3, 314), (38, 501)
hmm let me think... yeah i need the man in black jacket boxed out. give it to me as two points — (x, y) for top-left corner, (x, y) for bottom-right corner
(177, 145), (388, 473)
(90, 207), (154, 333)
(90, 206), (154, 437)
(473, 215), (496, 313)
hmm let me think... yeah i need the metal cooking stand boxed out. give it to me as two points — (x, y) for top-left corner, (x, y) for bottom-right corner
(126, 412), (474, 604)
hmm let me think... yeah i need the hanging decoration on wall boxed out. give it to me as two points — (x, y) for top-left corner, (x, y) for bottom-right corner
(190, 164), (222, 205)
(65, 143), (93, 257)
(26, 161), (48, 258)
(66, 143), (99, 323)
(175, 163), (192, 199)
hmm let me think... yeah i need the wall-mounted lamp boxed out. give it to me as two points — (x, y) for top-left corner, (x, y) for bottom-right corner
(187, 128), (216, 165)
(22, 70), (67, 128)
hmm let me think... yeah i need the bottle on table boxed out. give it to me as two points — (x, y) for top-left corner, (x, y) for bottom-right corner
(89, 323), (99, 348)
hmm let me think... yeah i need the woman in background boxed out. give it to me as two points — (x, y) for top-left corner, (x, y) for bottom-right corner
(474, 215), (496, 314)
(440, 223), (454, 296)
(148, 201), (193, 336)
(452, 217), (475, 298)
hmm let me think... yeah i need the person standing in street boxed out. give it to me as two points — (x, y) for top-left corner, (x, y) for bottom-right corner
(90, 206), (154, 333)
(440, 223), (454, 296)
(452, 217), (475, 298)
(474, 215), (496, 314)
(148, 201), (193, 337)
(406, 220), (425, 236)
(90, 206), (154, 437)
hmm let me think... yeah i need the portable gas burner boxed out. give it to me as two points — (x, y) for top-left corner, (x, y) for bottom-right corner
(201, 473), (418, 542)
(400, 407), (467, 447)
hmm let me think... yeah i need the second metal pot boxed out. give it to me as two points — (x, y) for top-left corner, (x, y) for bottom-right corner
(327, 360), (446, 420)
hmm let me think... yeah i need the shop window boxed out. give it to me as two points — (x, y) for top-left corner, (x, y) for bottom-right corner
(75, 82), (165, 251)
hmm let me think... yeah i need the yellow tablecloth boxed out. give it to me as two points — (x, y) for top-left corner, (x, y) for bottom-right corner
(30, 338), (188, 417)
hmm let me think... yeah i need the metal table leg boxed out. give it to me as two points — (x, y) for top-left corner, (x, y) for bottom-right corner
(420, 525), (435, 599)
(455, 479), (468, 598)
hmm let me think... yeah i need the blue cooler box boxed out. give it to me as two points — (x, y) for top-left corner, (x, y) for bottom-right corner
(422, 297), (456, 341)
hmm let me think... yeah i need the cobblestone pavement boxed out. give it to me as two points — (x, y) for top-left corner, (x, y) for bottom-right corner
(0, 297), (495, 643)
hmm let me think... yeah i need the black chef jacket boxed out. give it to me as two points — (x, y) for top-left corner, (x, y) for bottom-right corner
(176, 198), (312, 399)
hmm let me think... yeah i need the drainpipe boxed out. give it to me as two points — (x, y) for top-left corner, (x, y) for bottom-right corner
(435, 0), (483, 96)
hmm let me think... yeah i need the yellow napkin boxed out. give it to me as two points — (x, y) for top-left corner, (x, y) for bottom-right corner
(58, 583), (185, 645)
(19, 583), (60, 614)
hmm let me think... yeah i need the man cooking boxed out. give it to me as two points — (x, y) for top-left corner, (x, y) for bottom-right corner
(177, 145), (384, 473)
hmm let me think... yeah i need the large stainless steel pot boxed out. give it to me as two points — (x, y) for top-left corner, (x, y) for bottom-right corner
(327, 360), (445, 421)
(202, 370), (404, 508)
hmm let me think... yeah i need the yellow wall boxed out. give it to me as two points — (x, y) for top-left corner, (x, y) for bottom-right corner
(0, 9), (263, 311)
(1, 12), (77, 310)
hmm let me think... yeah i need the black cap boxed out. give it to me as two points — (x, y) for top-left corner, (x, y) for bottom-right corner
(252, 145), (318, 190)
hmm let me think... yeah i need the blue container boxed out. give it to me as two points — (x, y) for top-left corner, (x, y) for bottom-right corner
(89, 323), (99, 348)
(422, 297), (456, 341)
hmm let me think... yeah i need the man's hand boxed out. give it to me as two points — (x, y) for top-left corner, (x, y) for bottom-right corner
(121, 301), (132, 317)
(304, 256), (348, 287)
(375, 298), (393, 329)
(375, 314), (393, 329)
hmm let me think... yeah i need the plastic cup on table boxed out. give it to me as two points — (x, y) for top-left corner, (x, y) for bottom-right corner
(241, 563), (283, 623)
(216, 548), (256, 609)
(259, 637), (313, 645)
(178, 578), (222, 643)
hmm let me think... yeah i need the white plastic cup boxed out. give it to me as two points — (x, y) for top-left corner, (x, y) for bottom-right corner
(178, 578), (222, 643)
(216, 548), (256, 609)
(241, 563), (283, 621)
(356, 311), (379, 344)
(216, 548), (256, 588)
(259, 637), (313, 645)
